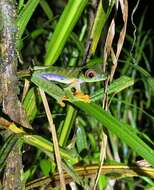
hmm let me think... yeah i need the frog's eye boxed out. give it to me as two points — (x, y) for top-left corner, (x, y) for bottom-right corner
(71, 87), (76, 93)
(85, 69), (96, 78)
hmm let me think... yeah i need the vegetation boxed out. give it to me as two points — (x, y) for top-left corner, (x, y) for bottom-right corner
(0, 0), (154, 189)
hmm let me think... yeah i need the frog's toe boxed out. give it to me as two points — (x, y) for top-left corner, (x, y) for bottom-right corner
(58, 96), (69, 107)
(74, 92), (90, 103)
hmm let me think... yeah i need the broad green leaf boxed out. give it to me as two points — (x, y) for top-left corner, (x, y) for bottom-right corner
(40, 159), (51, 176)
(98, 175), (107, 190)
(107, 76), (135, 94)
(90, 1), (108, 55)
(17, 0), (40, 40)
(76, 125), (88, 156)
(45, 0), (88, 65)
(23, 88), (37, 123)
(59, 105), (77, 147)
(23, 134), (79, 163)
(8, 123), (79, 164)
(91, 76), (134, 101)
(72, 101), (154, 166)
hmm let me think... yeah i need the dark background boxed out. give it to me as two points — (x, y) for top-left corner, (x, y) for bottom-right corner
(129, 0), (154, 30)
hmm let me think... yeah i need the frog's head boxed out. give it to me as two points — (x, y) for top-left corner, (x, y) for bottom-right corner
(79, 64), (107, 83)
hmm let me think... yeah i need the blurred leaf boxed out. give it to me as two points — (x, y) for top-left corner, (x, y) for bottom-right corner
(72, 101), (154, 166)
(98, 175), (107, 190)
(140, 176), (154, 187)
(21, 169), (31, 186)
(88, 133), (96, 152)
(40, 159), (51, 176)
(40, 0), (53, 20)
(147, 77), (154, 95)
(76, 125), (88, 156)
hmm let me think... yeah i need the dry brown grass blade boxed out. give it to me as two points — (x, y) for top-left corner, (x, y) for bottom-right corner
(103, 19), (115, 71)
(99, 1), (128, 189)
(110, 0), (128, 81)
(93, 133), (107, 190)
(21, 79), (30, 102)
(39, 88), (66, 190)
(103, 0), (128, 82)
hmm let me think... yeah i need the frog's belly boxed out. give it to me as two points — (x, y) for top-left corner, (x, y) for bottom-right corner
(41, 73), (76, 84)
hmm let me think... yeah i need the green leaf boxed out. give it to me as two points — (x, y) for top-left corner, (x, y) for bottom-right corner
(91, 76), (134, 102)
(31, 76), (65, 106)
(40, 0), (53, 20)
(90, 1), (107, 55)
(107, 76), (135, 94)
(45, 0), (88, 65)
(23, 88), (37, 123)
(17, 0), (40, 40)
(98, 175), (107, 190)
(22, 134), (79, 164)
(72, 101), (154, 166)
(76, 125), (88, 156)
(147, 77), (154, 95)
(0, 134), (18, 172)
(40, 159), (51, 176)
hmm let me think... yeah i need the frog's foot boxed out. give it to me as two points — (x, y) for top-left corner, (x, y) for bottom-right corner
(58, 96), (69, 107)
(74, 91), (90, 103)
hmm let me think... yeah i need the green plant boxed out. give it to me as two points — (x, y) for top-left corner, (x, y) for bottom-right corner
(0, 0), (154, 189)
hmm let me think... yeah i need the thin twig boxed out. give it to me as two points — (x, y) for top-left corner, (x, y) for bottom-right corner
(93, 133), (107, 190)
(39, 88), (66, 190)
(130, 0), (141, 55)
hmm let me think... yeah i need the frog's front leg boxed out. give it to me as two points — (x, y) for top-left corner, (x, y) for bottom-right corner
(64, 80), (90, 103)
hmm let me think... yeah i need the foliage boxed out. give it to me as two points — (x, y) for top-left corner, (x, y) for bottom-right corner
(0, 0), (154, 189)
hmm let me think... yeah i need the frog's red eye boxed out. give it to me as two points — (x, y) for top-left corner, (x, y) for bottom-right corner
(85, 69), (96, 78)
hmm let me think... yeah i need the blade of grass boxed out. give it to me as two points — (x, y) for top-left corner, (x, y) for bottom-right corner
(91, 76), (134, 102)
(40, 0), (53, 20)
(39, 88), (66, 190)
(8, 123), (79, 163)
(59, 105), (77, 147)
(23, 88), (37, 123)
(72, 101), (154, 166)
(17, 0), (40, 40)
(45, 0), (88, 65)
(89, 0), (114, 55)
